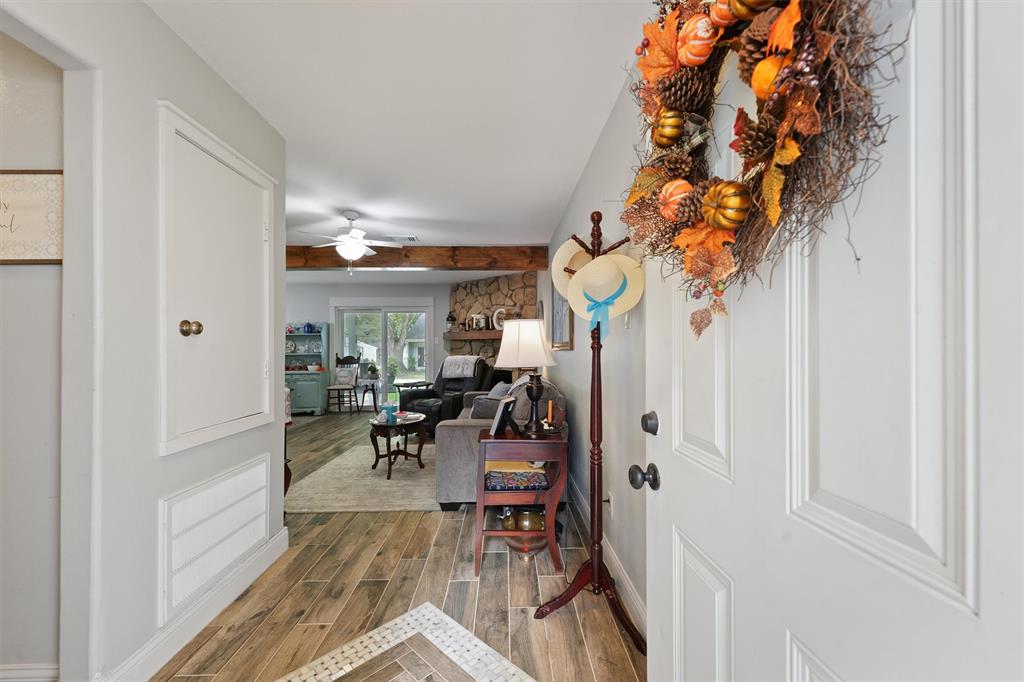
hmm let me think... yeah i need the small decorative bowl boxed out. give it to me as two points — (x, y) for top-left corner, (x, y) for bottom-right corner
(306, 364), (320, 371)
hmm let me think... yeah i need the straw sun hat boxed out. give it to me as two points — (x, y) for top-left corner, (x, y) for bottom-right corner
(551, 238), (593, 298)
(566, 254), (644, 340)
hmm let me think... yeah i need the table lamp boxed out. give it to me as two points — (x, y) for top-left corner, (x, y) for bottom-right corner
(494, 318), (556, 439)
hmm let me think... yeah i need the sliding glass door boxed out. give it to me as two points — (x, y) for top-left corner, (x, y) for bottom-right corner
(385, 311), (428, 398)
(336, 308), (430, 403)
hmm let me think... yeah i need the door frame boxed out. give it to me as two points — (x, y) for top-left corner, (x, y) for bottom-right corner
(328, 297), (435, 387)
(0, 8), (100, 678)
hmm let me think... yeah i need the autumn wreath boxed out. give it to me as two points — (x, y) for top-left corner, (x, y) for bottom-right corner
(620, 0), (907, 337)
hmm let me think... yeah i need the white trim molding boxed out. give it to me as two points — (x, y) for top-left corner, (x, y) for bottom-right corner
(784, 0), (977, 612)
(568, 477), (647, 634)
(0, 665), (59, 682)
(101, 527), (288, 682)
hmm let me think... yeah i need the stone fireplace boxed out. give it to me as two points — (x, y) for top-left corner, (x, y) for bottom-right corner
(446, 272), (538, 365)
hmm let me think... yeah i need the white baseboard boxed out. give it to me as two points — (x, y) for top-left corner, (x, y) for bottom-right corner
(0, 664), (59, 682)
(101, 527), (289, 681)
(568, 477), (647, 634)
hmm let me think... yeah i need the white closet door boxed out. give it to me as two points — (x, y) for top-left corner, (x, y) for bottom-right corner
(159, 103), (275, 454)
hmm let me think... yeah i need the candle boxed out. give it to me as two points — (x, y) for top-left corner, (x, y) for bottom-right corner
(547, 399), (553, 424)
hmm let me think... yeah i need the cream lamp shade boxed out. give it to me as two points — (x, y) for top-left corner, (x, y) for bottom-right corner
(494, 319), (556, 369)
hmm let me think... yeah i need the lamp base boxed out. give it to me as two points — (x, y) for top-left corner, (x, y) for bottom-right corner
(521, 373), (549, 439)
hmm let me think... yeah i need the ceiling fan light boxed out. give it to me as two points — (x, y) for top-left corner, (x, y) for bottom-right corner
(336, 242), (365, 261)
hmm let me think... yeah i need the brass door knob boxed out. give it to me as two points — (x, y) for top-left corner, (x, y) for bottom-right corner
(178, 320), (204, 337)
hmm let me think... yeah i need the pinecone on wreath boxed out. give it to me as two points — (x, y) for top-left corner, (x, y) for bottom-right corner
(672, 178), (717, 225)
(737, 36), (766, 85)
(737, 7), (781, 84)
(746, 7), (782, 42)
(660, 152), (693, 179)
(657, 68), (712, 113)
(735, 113), (778, 160)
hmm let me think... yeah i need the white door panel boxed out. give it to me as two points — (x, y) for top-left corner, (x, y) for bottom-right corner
(644, 2), (1023, 680)
(159, 103), (275, 454)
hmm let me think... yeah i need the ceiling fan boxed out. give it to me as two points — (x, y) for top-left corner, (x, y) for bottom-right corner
(308, 210), (401, 269)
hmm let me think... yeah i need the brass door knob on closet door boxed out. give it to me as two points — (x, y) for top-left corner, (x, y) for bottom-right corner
(178, 320), (204, 337)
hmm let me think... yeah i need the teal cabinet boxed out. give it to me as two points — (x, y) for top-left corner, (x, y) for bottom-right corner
(285, 322), (330, 414)
(285, 371), (329, 415)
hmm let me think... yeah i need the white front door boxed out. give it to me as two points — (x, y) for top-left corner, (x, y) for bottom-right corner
(643, 2), (1024, 679)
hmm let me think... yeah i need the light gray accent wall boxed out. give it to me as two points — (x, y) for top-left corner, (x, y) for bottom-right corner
(544, 76), (647, 604)
(0, 2), (287, 677)
(0, 31), (62, 668)
(286, 282), (452, 374)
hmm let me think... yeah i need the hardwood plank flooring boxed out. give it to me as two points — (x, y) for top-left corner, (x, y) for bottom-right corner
(163, 411), (642, 680)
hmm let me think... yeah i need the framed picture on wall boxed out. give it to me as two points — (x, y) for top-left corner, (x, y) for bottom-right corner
(550, 280), (573, 351)
(0, 170), (64, 264)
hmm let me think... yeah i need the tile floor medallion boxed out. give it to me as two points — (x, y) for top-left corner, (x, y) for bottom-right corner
(279, 602), (536, 682)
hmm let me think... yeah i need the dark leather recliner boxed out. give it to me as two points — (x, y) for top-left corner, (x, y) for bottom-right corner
(400, 357), (490, 434)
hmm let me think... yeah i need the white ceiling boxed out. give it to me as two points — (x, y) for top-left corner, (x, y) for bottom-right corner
(286, 268), (516, 285)
(147, 0), (647, 247)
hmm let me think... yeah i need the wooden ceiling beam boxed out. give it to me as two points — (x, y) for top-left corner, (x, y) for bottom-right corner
(286, 244), (548, 271)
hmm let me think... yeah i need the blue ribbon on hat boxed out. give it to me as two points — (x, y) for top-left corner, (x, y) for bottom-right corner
(585, 275), (628, 342)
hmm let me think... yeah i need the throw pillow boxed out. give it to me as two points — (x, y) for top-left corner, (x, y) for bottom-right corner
(487, 381), (511, 398)
(471, 395), (504, 419)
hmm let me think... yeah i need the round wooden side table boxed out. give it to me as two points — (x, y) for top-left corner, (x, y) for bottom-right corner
(369, 412), (427, 480)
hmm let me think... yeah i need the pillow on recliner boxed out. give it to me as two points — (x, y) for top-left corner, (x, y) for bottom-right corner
(487, 381), (511, 398)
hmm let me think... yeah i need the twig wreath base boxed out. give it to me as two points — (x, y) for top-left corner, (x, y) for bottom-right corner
(620, 0), (908, 337)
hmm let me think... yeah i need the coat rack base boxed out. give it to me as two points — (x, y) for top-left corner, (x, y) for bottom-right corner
(534, 556), (647, 656)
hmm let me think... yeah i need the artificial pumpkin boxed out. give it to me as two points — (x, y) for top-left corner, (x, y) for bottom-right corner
(677, 14), (720, 68)
(652, 107), (686, 148)
(710, 0), (738, 27)
(658, 179), (694, 221)
(751, 54), (794, 100)
(701, 181), (752, 230)
(728, 0), (777, 21)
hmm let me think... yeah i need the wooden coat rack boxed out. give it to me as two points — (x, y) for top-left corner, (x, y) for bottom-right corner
(534, 211), (647, 656)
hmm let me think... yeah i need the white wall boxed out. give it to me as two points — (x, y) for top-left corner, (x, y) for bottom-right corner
(542, 75), (648, 615)
(0, 3), (287, 678)
(0, 31), (62, 671)
(286, 281), (451, 374)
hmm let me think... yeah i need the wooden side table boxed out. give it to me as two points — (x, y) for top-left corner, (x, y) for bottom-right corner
(474, 430), (568, 576)
(369, 412), (427, 480)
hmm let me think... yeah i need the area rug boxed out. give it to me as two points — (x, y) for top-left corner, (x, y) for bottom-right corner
(285, 444), (438, 513)
(278, 602), (535, 682)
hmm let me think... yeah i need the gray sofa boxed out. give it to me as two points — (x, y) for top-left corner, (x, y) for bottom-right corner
(434, 377), (567, 510)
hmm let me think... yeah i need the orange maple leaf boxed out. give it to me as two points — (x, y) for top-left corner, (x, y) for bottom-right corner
(672, 222), (736, 255)
(637, 7), (681, 84)
(767, 0), (801, 54)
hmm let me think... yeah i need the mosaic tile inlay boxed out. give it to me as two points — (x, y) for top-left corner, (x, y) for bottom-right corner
(278, 602), (537, 682)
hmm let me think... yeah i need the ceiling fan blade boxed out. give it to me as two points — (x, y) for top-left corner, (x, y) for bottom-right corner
(312, 242), (343, 248)
(363, 247), (377, 257)
(362, 239), (402, 248)
(349, 227), (366, 240)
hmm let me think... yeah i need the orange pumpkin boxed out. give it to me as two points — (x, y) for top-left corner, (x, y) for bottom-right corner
(652, 108), (686, 148)
(751, 54), (793, 100)
(728, 0), (776, 21)
(701, 181), (751, 230)
(709, 0), (737, 27)
(677, 14), (720, 68)
(658, 179), (694, 222)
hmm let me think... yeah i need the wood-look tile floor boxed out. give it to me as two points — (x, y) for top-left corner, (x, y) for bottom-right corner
(155, 412), (646, 681)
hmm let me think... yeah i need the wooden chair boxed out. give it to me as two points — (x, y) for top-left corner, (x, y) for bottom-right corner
(327, 366), (359, 413)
